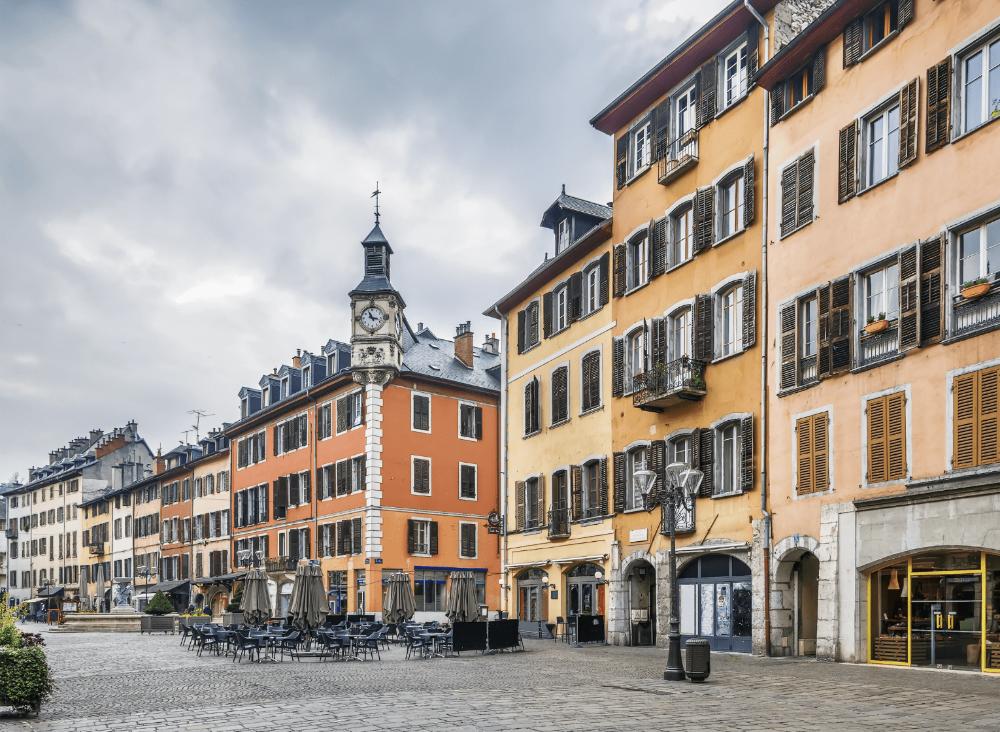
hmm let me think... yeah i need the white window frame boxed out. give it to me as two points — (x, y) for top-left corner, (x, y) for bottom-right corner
(958, 33), (1000, 136)
(458, 520), (478, 559)
(861, 99), (901, 190)
(625, 325), (646, 395)
(624, 442), (650, 511)
(581, 459), (602, 518)
(668, 199), (695, 268)
(411, 391), (432, 434)
(667, 302), (693, 362)
(666, 428), (696, 466)
(713, 275), (746, 360)
(302, 365), (311, 388)
(351, 454), (365, 493)
(336, 389), (364, 435)
(716, 169), (746, 241)
(557, 218), (571, 254)
(584, 263), (601, 315)
(721, 40), (749, 109)
(280, 376), (289, 399)
(673, 81), (697, 155)
(410, 456), (432, 496)
(458, 400), (480, 441)
(713, 418), (742, 498)
(861, 259), (900, 323)
(318, 400), (334, 441)
(956, 212), (1000, 286)
(629, 118), (652, 179)
(458, 462), (478, 501)
(524, 476), (541, 529)
(799, 296), (818, 358)
(275, 411), (309, 456)
(412, 518), (432, 556)
(554, 284), (569, 332)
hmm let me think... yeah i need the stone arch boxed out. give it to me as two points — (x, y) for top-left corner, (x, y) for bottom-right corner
(770, 534), (822, 658)
(616, 551), (658, 647)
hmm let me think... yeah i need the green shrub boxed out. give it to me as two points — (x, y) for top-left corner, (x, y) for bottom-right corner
(144, 592), (174, 616)
(0, 602), (21, 649)
(0, 645), (53, 713)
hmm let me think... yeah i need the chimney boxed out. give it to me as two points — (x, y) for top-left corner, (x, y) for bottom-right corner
(154, 448), (166, 476)
(89, 429), (103, 445)
(482, 332), (499, 355)
(292, 348), (302, 369)
(455, 321), (474, 368)
(48, 450), (59, 465)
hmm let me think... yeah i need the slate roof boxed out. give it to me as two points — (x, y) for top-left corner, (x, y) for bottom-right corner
(401, 322), (500, 393)
(351, 222), (397, 297)
(540, 191), (612, 229)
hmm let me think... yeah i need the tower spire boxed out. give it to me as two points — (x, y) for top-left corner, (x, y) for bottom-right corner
(371, 182), (381, 225)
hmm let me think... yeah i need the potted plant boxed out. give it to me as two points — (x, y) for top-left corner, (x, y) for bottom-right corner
(0, 603), (52, 716)
(961, 277), (991, 300)
(140, 591), (178, 634)
(864, 312), (889, 335)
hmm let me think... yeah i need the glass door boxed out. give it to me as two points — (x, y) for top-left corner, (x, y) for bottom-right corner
(910, 574), (982, 670)
(518, 585), (540, 622)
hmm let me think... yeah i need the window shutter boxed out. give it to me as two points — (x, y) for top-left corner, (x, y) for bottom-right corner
(692, 187), (715, 253)
(742, 271), (757, 350)
(867, 396), (887, 483)
(650, 317), (667, 368)
(612, 336), (625, 398)
(570, 465), (583, 520)
(780, 160), (798, 236)
(336, 460), (349, 496)
(653, 99), (671, 161)
(953, 372), (978, 469)
(898, 78), (919, 169)
(740, 415), (754, 492)
(693, 294), (714, 361)
(779, 302), (798, 390)
(616, 134), (629, 190)
(838, 121), (858, 203)
(337, 399), (349, 433)
(599, 458), (609, 515)
(516, 309), (526, 354)
(613, 244), (626, 297)
(474, 407), (483, 440)
(817, 283), (832, 377)
(829, 275), (853, 374)
(536, 474), (546, 528)
(743, 156), (755, 228)
(612, 452), (626, 514)
(813, 413), (829, 492)
(301, 471), (311, 504)
(770, 81), (786, 126)
(528, 303), (540, 345)
(650, 217), (667, 277)
(746, 23), (759, 84)
(886, 392), (907, 481)
(698, 428), (714, 497)
(796, 149), (815, 227)
(406, 519), (416, 554)
(696, 58), (716, 128)
(796, 416), (814, 495)
(429, 521), (439, 555)
(288, 527), (299, 560)
(843, 19), (863, 68)
(598, 252), (610, 306)
(552, 367), (568, 424)
(811, 48), (826, 93)
(273, 426), (279, 456)
(273, 479), (286, 520)
(925, 57), (952, 154)
(650, 440), (666, 504)
(542, 291), (554, 338)
(919, 234), (944, 344)
(899, 0), (915, 29)
(898, 245), (920, 351)
(568, 272), (583, 322)
(352, 517), (362, 555)
(980, 368), (1000, 467)
(514, 481), (525, 531)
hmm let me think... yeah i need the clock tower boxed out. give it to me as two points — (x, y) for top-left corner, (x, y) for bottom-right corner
(349, 215), (405, 387)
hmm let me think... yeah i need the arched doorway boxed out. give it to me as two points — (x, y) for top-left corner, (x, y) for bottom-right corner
(566, 563), (604, 617)
(678, 554), (752, 652)
(516, 569), (546, 622)
(626, 559), (656, 646)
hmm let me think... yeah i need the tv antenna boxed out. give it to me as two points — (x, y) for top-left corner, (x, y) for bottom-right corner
(188, 409), (215, 443)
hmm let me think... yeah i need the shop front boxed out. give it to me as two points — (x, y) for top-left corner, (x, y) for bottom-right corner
(678, 554), (753, 653)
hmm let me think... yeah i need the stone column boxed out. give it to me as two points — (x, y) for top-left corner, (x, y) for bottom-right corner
(750, 520), (767, 655)
(607, 541), (627, 646)
(815, 502), (843, 661)
(363, 382), (384, 561)
(654, 549), (671, 648)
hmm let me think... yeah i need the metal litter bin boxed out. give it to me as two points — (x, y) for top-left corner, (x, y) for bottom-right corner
(685, 638), (711, 682)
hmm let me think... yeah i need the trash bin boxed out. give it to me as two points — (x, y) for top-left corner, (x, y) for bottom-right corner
(685, 638), (711, 682)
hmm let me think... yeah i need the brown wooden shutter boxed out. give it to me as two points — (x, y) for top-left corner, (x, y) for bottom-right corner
(816, 283), (832, 377)
(886, 392), (907, 481)
(742, 271), (757, 350)
(980, 368), (1000, 467)
(598, 252), (610, 306)
(953, 373), (978, 470)
(779, 302), (798, 390)
(536, 474), (545, 527)
(770, 81), (786, 126)
(516, 309), (526, 354)
(514, 481), (525, 531)
(570, 466), (583, 520)
(698, 428), (714, 497)
(568, 272), (583, 322)
(650, 217), (667, 277)
(919, 234), (944, 344)
(743, 156), (755, 228)
(612, 453), (626, 513)
(542, 291), (553, 338)
(653, 99), (671, 161)
(898, 79), (919, 169)
(599, 458), (609, 515)
(613, 244), (626, 297)
(796, 415), (814, 495)
(813, 413), (830, 492)
(898, 245), (920, 351)
(746, 22), (759, 84)
(429, 521), (439, 555)
(696, 58), (716, 128)
(868, 395), (888, 483)
(899, 0), (915, 28)
(811, 48), (826, 93)
(740, 415), (754, 492)
(551, 367), (568, 424)
(650, 317), (667, 369)
(925, 57), (952, 154)
(693, 187), (715, 253)
(650, 440), (666, 503)
(838, 121), (858, 203)
(780, 160), (798, 236)
(693, 294), (713, 361)
(796, 149), (815, 227)
(829, 275), (854, 373)
(612, 337), (625, 397)
(843, 18), (863, 68)
(273, 426), (279, 456)
(616, 134), (629, 190)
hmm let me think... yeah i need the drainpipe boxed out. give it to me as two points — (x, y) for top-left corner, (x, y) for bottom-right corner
(745, 0), (772, 657)
(492, 305), (509, 619)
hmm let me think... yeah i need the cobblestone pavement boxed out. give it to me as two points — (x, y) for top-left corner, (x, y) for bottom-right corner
(4, 628), (1000, 731)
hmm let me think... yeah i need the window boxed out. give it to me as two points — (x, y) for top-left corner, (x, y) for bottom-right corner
(626, 233), (648, 291)
(630, 119), (652, 178)
(517, 301), (541, 353)
(863, 101), (900, 188)
(336, 391), (363, 433)
(670, 204), (694, 266)
(459, 402), (483, 440)
(302, 365), (311, 388)
(670, 435), (691, 465)
(412, 392), (431, 432)
(411, 457), (431, 495)
(554, 285), (568, 331)
(958, 216), (1000, 286)
(668, 308), (692, 361)
(459, 523), (477, 559)
(789, 66), (814, 111)
(408, 519), (436, 556)
(718, 171), (745, 239)
(557, 218), (571, 254)
(276, 413), (308, 455)
(581, 351), (601, 413)
(584, 265), (601, 315)
(952, 366), (999, 470)
(796, 412), (830, 495)
(625, 328), (645, 394)
(779, 149), (816, 237)
(459, 464), (477, 500)
(800, 297), (818, 359)
(673, 83), (697, 154)
(722, 42), (748, 108)
(866, 392), (907, 483)
(414, 569), (447, 611)
(626, 446), (647, 510)
(551, 366), (569, 424)
(280, 376), (289, 399)
(524, 377), (541, 436)
(960, 37), (1000, 134)
(718, 284), (744, 358)
(864, 262), (900, 323)
(524, 477), (541, 529)
(317, 403), (332, 440)
(582, 460), (601, 518)
(864, 1), (898, 53)
(351, 455), (366, 492)
(716, 422), (741, 496)
(237, 430), (266, 469)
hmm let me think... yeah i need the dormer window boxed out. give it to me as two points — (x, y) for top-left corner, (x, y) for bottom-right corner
(280, 376), (290, 399)
(327, 353), (337, 376)
(557, 218), (571, 254)
(241, 398), (249, 419)
(302, 365), (311, 388)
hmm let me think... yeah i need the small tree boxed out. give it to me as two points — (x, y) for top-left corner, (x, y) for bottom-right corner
(144, 592), (173, 615)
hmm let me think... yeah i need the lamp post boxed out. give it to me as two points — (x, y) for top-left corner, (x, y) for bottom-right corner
(137, 564), (155, 612)
(634, 462), (703, 681)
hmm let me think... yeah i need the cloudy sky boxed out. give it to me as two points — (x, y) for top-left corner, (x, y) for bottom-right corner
(0, 0), (727, 480)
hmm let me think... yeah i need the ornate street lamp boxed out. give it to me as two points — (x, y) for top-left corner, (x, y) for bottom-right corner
(634, 462), (703, 681)
(136, 564), (156, 611)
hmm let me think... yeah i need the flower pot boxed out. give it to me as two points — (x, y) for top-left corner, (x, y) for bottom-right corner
(864, 319), (889, 335)
(961, 282), (991, 300)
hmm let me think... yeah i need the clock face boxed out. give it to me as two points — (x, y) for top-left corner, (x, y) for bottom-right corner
(359, 305), (387, 333)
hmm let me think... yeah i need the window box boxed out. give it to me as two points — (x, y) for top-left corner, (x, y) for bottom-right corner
(864, 317), (890, 335)
(961, 280), (992, 300)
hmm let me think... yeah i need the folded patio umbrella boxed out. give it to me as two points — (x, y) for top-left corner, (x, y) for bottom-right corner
(291, 563), (327, 630)
(446, 572), (480, 623)
(242, 567), (272, 626)
(383, 572), (415, 624)
(93, 563), (105, 613)
(78, 568), (89, 610)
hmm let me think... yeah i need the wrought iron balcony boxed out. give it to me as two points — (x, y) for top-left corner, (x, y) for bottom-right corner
(632, 357), (707, 411)
(88, 542), (105, 556)
(264, 556), (296, 573)
(547, 508), (570, 539)
(657, 129), (699, 184)
(4, 527), (17, 540)
(858, 320), (900, 368)
(953, 284), (1000, 339)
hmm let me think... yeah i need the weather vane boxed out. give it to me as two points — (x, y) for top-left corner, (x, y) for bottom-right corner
(371, 182), (381, 224)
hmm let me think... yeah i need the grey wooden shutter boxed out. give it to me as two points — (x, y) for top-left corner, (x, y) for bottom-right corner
(898, 245), (920, 351)
(770, 81), (786, 126)
(796, 149), (815, 228)
(698, 428), (715, 497)
(568, 272), (583, 322)
(612, 452), (626, 513)
(273, 426), (279, 456)
(616, 134), (629, 190)
(693, 294), (714, 361)
(650, 217), (667, 277)
(552, 367), (568, 423)
(692, 187), (714, 253)
(743, 156), (755, 228)
(653, 99), (671, 161)
(288, 528), (299, 560)
(516, 309), (526, 354)
(598, 252), (610, 306)
(779, 302), (798, 390)
(919, 234), (945, 344)
(336, 398), (349, 432)
(528, 303), (540, 345)
(899, 0), (915, 28)
(406, 519), (415, 554)
(650, 440), (666, 505)
(843, 18), (863, 68)
(352, 517), (362, 554)
(336, 460), (349, 496)
(742, 271), (757, 350)
(899, 78), (919, 169)
(746, 23), (759, 84)
(740, 416), (754, 492)
(926, 58), (952, 153)
(838, 121), (858, 203)
(613, 244), (626, 297)
(599, 458), (609, 515)
(811, 48), (826, 93)
(514, 481), (525, 531)
(612, 336), (625, 397)
(696, 58), (716, 128)
(474, 407), (483, 440)
(650, 317), (667, 368)
(273, 479), (286, 520)
(816, 283), (832, 377)
(429, 521), (439, 556)
(535, 475), (545, 528)
(779, 159), (798, 236)
(829, 275), (854, 373)
(542, 291), (554, 338)
(570, 466), (583, 520)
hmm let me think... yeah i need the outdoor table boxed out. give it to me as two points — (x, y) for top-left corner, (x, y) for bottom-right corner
(420, 631), (448, 659)
(251, 632), (280, 663)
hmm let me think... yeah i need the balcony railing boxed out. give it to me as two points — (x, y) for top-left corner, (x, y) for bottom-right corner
(658, 129), (699, 184)
(547, 508), (570, 539)
(859, 321), (900, 367)
(4, 527), (17, 540)
(633, 357), (707, 411)
(88, 542), (105, 556)
(264, 556), (296, 573)
(799, 355), (818, 384)
(953, 285), (1000, 339)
